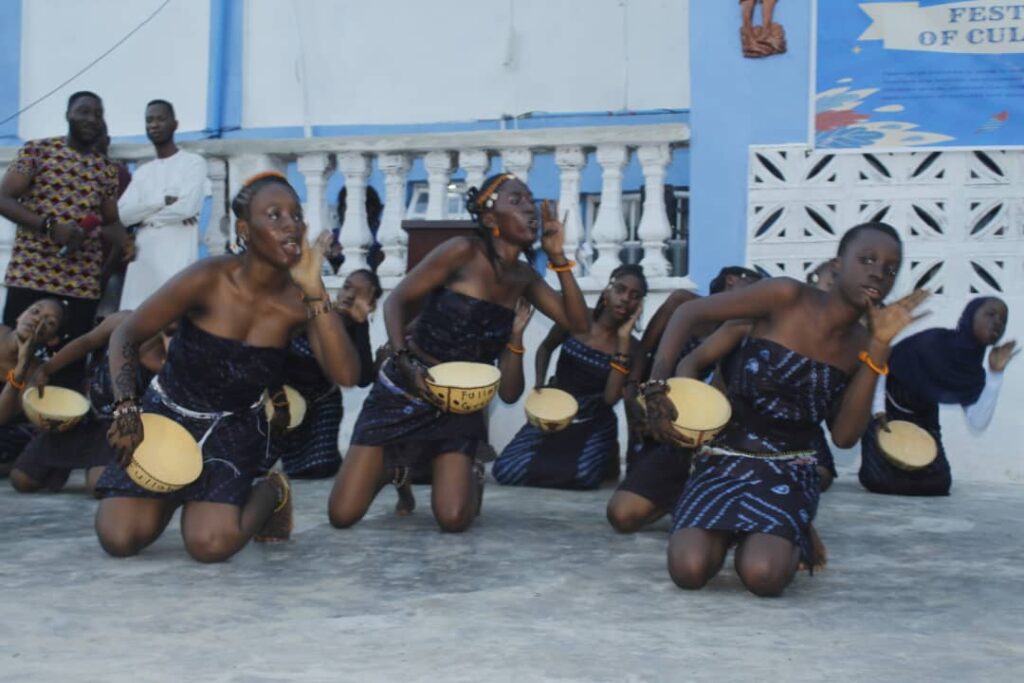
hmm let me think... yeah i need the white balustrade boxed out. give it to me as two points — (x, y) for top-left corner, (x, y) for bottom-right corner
(296, 152), (335, 240)
(636, 144), (673, 278)
(376, 153), (410, 281)
(555, 146), (586, 275)
(459, 149), (489, 196)
(424, 151), (453, 221)
(336, 151), (372, 274)
(204, 157), (229, 256)
(589, 144), (629, 281)
(1, 123), (692, 300)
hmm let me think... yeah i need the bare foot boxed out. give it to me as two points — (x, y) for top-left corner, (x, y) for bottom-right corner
(798, 523), (828, 571)
(255, 471), (292, 543)
(393, 467), (416, 516)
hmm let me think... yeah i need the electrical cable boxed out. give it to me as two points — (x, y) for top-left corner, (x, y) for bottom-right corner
(0, 0), (173, 127)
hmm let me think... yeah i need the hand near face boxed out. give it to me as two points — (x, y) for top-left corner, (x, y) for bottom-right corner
(868, 289), (930, 346)
(990, 340), (1019, 372)
(539, 200), (567, 260)
(290, 232), (329, 298)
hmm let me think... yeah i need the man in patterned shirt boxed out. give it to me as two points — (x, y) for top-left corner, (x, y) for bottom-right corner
(0, 91), (129, 346)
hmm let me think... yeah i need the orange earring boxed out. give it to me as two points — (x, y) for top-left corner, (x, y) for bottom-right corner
(492, 227), (500, 237)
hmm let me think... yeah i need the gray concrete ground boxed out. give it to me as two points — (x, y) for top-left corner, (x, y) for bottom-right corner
(2, 473), (1022, 683)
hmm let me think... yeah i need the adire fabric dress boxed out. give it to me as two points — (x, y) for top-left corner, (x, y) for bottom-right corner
(96, 317), (285, 506)
(13, 353), (152, 489)
(269, 318), (373, 479)
(492, 337), (619, 490)
(671, 337), (847, 565)
(349, 288), (513, 467)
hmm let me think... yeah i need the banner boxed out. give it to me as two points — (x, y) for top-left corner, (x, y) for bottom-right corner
(814, 0), (1024, 150)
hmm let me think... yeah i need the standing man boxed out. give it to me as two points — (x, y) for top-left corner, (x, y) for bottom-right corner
(0, 91), (125, 343)
(118, 99), (207, 309)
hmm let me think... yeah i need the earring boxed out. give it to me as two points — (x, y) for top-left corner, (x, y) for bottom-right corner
(492, 226), (500, 237)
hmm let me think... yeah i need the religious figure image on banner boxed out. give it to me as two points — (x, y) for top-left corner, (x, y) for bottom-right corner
(813, 0), (1024, 150)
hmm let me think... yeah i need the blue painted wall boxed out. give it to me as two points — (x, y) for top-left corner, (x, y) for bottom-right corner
(0, 0), (22, 145)
(687, 0), (810, 292)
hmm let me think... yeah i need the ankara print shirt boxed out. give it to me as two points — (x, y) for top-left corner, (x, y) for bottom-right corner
(4, 137), (119, 299)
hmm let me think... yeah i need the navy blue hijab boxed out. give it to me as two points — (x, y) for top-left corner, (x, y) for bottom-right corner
(889, 297), (995, 407)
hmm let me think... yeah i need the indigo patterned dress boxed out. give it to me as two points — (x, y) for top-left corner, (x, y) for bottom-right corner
(13, 353), (152, 489)
(96, 317), (285, 506)
(492, 337), (618, 490)
(349, 288), (513, 467)
(269, 319), (373, 479)
(671, 337), (847, 564)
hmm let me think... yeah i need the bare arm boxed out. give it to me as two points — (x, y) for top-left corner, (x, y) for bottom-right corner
(650, 278), (803, 381)
(640, 289), (698, 364)
(524, 201), (589, 334)
(828, 291), (931, 447)
(498, 299), (534, 403)
(0, 168), (45, 230)
(293, 234), (360, 387)
(604, 307), (644, 405)
(534, 324), (569, 390)
(27, 312), (130, 390)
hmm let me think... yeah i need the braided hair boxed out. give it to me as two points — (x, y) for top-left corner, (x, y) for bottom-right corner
(231, 172), (298, 220)
(709, 266), (761, 295)
(594, 264), (649, 320)
(465, 172), (536, 266)
(230, 172), (300, 252)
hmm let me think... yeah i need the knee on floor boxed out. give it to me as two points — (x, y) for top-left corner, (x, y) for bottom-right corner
(9, 469), (42, 494)
(606, 499), (645, 533)
(736, 556), (791, 598)
(96, 527), (145, 558)
(667, 547), (716, 590)
(433, 502), (474, 533)
(184, 531), (239, 564)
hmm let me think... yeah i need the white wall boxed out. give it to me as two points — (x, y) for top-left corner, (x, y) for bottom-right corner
(242, 0), (690, 130)
(18, 0), (210, 140)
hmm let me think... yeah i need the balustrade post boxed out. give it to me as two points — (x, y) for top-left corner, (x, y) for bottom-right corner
(0, 162), (12, 310)
(336, 152), (372, 274)
(500, 147), (533, 180)
(203, 157), (229, 256)
(636, 144), (672, 277)
(424, 151), (453, 220)
(555, 146), (585, 275)
(459, 149), (490, 196)
(296, 152), (335, 240)
(376, 153), (411, 278)
(589, 144), (629, 281)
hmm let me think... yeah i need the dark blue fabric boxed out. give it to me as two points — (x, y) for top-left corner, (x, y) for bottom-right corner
(96, 317), (286, 506)
(493, 337), (617, 490)
(888, 297), (992, 407)
(349, 288), (513, 466)
(672, 337), (849, 564)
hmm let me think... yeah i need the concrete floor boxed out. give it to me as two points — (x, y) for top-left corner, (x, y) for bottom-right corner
(1, 472), (1022, 683)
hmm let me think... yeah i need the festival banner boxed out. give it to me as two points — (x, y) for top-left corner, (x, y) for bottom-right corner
(813, 0), (1024, 150)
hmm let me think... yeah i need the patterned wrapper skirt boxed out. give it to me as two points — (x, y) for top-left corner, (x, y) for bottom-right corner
(671, 448), (821, 566)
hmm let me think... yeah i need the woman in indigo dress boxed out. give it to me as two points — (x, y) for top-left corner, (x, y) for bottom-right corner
(492, 264), (646, 490)
(328, 173), (590, 532)
(859, 296), (1015, 496)
(644, 222), (928, 596)
(96, 173), (361, 563)
(268, 269), (380, 479)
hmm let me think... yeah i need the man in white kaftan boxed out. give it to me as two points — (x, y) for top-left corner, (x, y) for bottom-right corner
(118, 99), (207, 309)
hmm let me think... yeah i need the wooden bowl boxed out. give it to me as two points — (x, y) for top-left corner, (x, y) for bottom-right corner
(425, 362), (501, 414)
(877, 420), (937, 471)
(263, 385), (307, 431)
(21, 386), (90, 432)
(525, 388), (579, 432)
(126, 413), (203, 493)
(639, 378), (732, 447)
